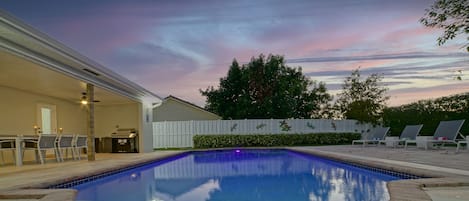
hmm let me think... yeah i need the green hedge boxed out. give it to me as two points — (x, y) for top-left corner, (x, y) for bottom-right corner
(193, 133), (361, 148)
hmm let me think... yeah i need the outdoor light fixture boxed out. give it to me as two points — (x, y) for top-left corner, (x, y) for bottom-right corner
(33, 125), (41, 135)
(80, 92), (100, 105)
(80, 93), (88, 105)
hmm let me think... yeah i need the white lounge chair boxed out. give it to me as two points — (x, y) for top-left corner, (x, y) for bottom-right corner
(352, 127), (390, 147)
(456, 136), (468, 153)
(23, 134), (60, 164)
(408, 120), (465, 150)
(381, 124), (423, 148)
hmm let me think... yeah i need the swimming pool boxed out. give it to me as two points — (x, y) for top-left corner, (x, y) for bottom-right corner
(70, 149), (413, 201)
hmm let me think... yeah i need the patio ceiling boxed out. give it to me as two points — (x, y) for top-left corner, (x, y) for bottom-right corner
(0, 50), (135, 105)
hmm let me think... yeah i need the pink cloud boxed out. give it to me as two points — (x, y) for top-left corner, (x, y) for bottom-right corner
(381, 26), (434, 45)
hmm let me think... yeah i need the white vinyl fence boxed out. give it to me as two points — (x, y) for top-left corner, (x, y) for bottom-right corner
(153, 119), (374, 148)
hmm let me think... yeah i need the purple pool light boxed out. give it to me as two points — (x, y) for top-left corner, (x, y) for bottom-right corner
(235, 149), (241, 153)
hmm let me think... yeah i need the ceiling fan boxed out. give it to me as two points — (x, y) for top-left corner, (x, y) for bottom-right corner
(80, 92), (101, 105)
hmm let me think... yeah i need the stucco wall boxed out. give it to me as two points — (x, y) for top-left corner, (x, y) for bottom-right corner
(0, 86), (87, 135)
(95, 102), (155, 153)
(0, 86), (87, 163)
(94, 103), (139, 137)
(0, 86), (147, 164)
(139, 101), (154, 153)
(153, 99), (221, 121)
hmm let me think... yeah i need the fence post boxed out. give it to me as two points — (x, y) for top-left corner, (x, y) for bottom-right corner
(270, 119), (274, 134)
(163, 121), (167, 149)
(190, 120), (194, 147)
(244, 119), (247, 134)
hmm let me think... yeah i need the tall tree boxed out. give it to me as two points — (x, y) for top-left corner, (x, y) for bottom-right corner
(335, 68), (389, 124)
(201, 54), (332, 119)
(383, 92), (469, 135)
(310, 81), (334, 119)
(420, 0), (469, 52)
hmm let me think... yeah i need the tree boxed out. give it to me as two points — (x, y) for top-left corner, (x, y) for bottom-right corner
(383, 92), (469, 135)
(335, 68), (389, 125)
(420, 0), (469, 52)
(201, 54), (332, 119)
(309, 81), (334, 119)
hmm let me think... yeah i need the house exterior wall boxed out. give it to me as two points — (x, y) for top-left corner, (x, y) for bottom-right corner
(0, 86), (87, 163)
(0, 85), (153, 156)
(139, 100), (155, 152)
(94, 102), (154, 152)
(94, 103), (139, 137)
(153, 99), (221, 122)
(0, 86), (87, 135)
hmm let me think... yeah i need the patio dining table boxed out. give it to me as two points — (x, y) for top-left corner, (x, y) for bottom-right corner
(0, 135), (38, 166)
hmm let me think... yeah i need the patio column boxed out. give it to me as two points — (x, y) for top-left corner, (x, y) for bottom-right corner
(86, 83), (96, 161)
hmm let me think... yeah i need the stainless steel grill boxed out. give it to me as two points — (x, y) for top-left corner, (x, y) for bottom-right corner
(111, 128), (138, 153)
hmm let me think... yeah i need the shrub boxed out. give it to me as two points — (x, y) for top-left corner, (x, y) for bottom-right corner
(193, 133), (360, 148)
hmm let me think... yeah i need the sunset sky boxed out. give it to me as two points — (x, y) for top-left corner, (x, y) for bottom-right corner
(1, 0), (468, 106)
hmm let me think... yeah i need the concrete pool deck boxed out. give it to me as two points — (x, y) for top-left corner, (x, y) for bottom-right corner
(0, 146), (468, 201)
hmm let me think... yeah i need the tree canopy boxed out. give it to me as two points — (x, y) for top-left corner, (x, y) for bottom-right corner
(335, 69), (389, 125)
(383, 92), (469, 135)
(201, 54), (332, 119)
(420, 0), (469, 52)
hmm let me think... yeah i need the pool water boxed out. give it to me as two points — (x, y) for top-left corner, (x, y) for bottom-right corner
(73, 149), (402, 201)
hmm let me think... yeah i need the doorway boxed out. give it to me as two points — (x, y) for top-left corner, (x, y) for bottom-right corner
(37, 103), (57, 134)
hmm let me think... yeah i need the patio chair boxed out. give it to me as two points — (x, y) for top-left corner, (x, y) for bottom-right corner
(73, 135), (88, 160)
(352, 127), (390, 147)
(57, 134), (75, 162)
(379, 124), (423, 148)
(0, 138), (16, 165)
(456, 136), (468, 153)
(408, 119), (465, 150)
(23, 134), (60, 164)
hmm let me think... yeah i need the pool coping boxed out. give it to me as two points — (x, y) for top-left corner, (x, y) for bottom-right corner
(2, 147), (469, 201)
(0, 151), (185, 201)
(16, 152), (186, 190)
(0, 189), (76, 201)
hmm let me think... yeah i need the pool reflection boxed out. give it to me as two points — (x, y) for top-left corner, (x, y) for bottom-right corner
(75, 150), (396, 201)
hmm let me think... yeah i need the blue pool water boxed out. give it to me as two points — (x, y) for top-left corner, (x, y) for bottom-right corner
(72, 149), (405, 201)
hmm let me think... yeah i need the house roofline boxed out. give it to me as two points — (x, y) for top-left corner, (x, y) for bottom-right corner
(0, 9), (162, 103)
(164, 95), (221, 118)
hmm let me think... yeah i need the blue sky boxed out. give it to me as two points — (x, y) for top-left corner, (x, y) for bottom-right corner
(1, 0), (467, 106)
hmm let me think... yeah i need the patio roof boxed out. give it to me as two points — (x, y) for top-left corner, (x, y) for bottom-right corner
(0, 10), (161, 105)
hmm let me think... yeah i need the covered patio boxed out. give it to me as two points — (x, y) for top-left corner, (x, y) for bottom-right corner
(0, 11), (161, 166)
